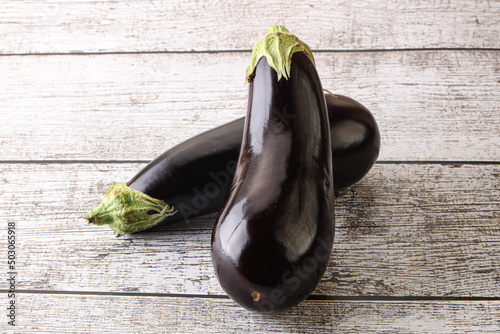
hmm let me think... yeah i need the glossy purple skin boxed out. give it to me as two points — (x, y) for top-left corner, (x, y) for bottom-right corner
(328, 93), (380, 189)
(127, 94), (379, 228)
(211, 53), (334, 312)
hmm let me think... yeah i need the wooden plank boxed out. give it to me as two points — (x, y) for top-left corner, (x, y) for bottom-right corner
(1, 0), (499, 54)
(1, 50), (499, 161)
(5, 293), (500, 333)
(1, 163), (498, 297)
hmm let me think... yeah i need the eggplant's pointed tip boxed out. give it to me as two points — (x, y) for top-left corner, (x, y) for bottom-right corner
(83, 211), (95, 224)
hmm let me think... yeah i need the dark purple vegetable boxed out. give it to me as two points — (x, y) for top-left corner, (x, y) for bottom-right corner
(84, 51), (380, 237)
(83, 91), (378, 235)
(327, 92), (380, 189)
(211, 26), (333, 312)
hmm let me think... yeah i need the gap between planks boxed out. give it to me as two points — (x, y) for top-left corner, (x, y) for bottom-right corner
(1, 47), (500, 57)
(0, 160), (499, 165)
(2, 289), (499, 302)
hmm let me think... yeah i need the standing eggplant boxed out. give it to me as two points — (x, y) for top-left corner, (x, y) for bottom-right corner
(211, 26), (334, 312)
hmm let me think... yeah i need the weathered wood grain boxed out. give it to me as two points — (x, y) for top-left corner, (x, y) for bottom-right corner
(5, 293), (500, 333)
(1, 50), (499, 161)
(1, 163), (498, 297)
(1, 0), (499, 54)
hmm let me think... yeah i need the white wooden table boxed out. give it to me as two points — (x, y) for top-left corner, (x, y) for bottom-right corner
(1, 1), (499, 333)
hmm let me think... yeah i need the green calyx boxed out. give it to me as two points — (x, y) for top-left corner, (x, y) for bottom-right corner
(246, 25), (315, 82)
(84, 182), (176, 235)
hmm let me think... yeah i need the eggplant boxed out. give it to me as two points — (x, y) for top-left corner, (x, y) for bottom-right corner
(211, 26), (333, 312)
(326, 92), (380, 189)
(84, 91), (379, 235)
(84, 64), (379, 237)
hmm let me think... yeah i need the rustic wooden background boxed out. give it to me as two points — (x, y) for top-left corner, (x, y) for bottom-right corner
(1, 1), (499, 333)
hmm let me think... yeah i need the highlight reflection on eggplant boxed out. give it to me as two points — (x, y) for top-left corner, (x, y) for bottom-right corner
(327, 92), (380, 189)
(211, 26), (333, 312)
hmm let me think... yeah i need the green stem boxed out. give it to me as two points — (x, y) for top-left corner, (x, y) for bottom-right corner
(84, 182), (176, 235)
(323, 89), (334, 96)
(246, 25), (315, 82)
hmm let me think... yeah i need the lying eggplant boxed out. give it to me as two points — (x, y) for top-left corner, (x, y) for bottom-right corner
(84, 91), (379, 235)
(326, 92), (380, 189)
(84, 75), (379, 237)
(211, 26), (333, 312)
